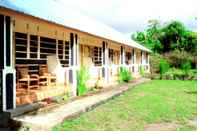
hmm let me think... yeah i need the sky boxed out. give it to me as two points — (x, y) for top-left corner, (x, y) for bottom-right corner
(57, 0), (197, 36)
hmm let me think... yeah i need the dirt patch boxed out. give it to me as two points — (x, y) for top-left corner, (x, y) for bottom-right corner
(144, 123), (180, 131)
(188, 120), (197, 127)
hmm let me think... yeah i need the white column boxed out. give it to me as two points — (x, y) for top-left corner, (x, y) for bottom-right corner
(102, 41), (109, 84)
(2, 16), (16, 111)
(105, 42), (109, 83)
(147, 53), (150, 72)
(27, 33), (30, 59)
(121, 46), (125, 66)
(37, 36), (40, 59)
(71, 34), (78, 96)
(133, 49), (137, 73)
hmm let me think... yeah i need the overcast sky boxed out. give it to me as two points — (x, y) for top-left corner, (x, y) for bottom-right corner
(57, 0), (197, 35)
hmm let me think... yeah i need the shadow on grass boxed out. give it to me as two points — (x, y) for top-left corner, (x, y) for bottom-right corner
(184, 91), (197, 95)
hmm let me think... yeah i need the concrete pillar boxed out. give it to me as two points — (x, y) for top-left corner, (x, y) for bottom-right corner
(0, 15), (16, 111)
(69, 33), (78, 96)
(120, 46), (125, 66)
(133, 49), (137, 73)
(102, 41), (109, 84)
(147, 53), (150, 72)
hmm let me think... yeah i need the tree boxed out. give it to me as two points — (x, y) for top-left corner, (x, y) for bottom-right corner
(132, 20), (197, 53)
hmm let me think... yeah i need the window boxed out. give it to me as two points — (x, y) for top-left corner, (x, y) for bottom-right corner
(40, 37), (56, 60)
(93, 47), (102, 66)
(109, 49), (114, 64)
(15, 32), (28, 59)
(30, 35), (38, 59)
(59, 41), (69, 67)
(125, 52), (131, 65)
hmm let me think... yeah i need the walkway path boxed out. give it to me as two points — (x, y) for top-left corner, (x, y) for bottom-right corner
(14, 78), (150, 131)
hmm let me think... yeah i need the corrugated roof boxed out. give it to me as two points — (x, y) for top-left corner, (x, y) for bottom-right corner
(0, 0), (151, 52)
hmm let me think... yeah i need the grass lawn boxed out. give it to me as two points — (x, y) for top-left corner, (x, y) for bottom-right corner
(53, 80), (197, 131)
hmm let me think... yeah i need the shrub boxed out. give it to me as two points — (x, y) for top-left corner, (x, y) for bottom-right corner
(164, 50), (194, 68)
(163, 68), (197, 80)
(181, 60), (191, 76)
(77, 66), (89, 96)
(118, 67), (132, 83)
(149, 53), (164, 74)
(139, 66), (145, 76)
(159, 59), (170, 79)
(190, 69), (197, 80)
(164, 68), (184, 80)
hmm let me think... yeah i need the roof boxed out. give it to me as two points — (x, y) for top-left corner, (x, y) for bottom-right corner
(0, 0), (151, 52)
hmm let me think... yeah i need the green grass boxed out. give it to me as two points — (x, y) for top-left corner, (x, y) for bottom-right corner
(53, 80), (197, 131)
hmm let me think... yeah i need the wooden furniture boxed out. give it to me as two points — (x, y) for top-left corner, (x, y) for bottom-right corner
(39, 65), (56, 87)
(17, 65), (39, 92)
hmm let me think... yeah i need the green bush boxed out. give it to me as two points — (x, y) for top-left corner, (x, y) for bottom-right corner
(181, 60), (191, 76)
(163, 68), (197, 80)
(139, 66), (145, 76)
(159, 59), (170, 79)
(118, 67), (132, 83)
(77, 67), (89, 96)
(149, 53), (164, 74)
(165, 50), (195, 68)
(164, 68), (184, 80)
(190, 69), (197, 80)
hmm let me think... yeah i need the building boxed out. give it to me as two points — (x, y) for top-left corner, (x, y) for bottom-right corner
(0, 0), (151, 112)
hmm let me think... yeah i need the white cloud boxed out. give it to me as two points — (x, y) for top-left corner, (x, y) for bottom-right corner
(58, 0), (197, 33)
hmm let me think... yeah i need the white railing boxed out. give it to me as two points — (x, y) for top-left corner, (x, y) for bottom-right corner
(65, 63), (150, 86)
(88, 66), (103, 79)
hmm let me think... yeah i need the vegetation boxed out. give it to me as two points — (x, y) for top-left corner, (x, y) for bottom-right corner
(77, 67), (89, 96)
(53, 80), (197, 131)
(132, 20), (197, 53)
(133, 20), (197, 80)
(181, 60), (191, 76)
(159, 59), (170, 79)
(118, 67), (132, 83)
(139, 66), (145, 76)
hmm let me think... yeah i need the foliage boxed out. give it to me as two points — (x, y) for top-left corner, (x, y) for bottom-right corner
(63, 91), (70, 101)
(164, 68), (185, 80)
(139, 66), (145, 76)
(118, 67), (132, 83)
(24, 126), (30, 131)
(53, 80), (197, 131)
(181, 60), (191, 75)
(94, 78), (103, 89)
(132, 20), (197, 53)
(77, 67), (89, 96)
(162, 68), (197, 80)
(164, 50), (194, 68)
(159, 59), (170, 79)
(149, 53), (164, 73)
